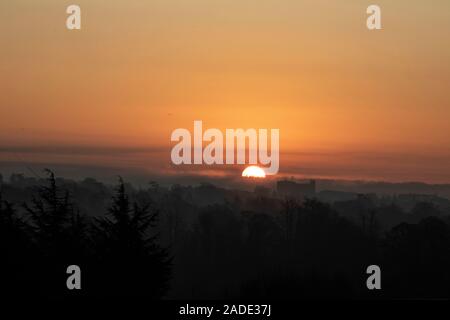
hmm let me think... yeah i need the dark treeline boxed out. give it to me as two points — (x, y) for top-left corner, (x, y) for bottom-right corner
(0, 170), (171, 299)
(1, 171), (450, 299)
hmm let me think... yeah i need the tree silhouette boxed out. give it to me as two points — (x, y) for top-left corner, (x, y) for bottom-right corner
(0, 188), (37, 297)
(91, 177), (171, 298)
(383, 216), (450, 298)
(23, 169), (88, 297)
(24, 170), (73, 253)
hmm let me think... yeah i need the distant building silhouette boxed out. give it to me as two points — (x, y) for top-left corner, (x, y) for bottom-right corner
(277, 180), (316, 199)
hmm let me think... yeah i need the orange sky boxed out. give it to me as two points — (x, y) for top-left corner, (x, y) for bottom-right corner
(1, 0), (449, 183)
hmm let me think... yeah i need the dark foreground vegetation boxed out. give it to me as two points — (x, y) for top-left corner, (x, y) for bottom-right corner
(1, 170), (450, 299)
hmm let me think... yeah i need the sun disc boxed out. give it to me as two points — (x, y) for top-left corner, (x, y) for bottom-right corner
(242, 166), (266, 178)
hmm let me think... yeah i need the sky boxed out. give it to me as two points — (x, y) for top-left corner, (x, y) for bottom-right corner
(1, 0), (450, 183)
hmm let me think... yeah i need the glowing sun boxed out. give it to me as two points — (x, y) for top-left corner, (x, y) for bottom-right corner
(242, 166), (266, 178)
